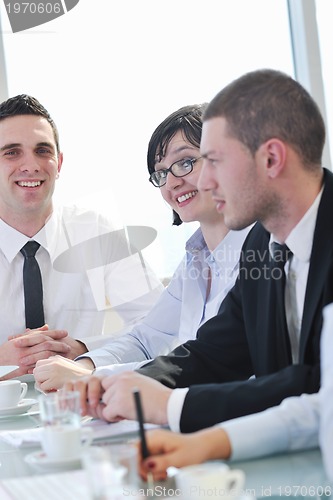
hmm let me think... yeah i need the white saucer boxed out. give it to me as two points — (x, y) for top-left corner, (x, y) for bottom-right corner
(24, 449), (82, 471)
(0, 365), (19, 377)
(0, 398), (38, 418)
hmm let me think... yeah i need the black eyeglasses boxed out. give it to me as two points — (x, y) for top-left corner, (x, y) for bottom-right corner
(149, 157), (201, 187)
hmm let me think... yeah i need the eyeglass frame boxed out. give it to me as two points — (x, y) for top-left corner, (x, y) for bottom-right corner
(149, 157), (202, 187)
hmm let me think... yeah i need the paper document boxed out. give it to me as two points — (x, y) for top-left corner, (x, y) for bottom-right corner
(0, 419), (158, 448)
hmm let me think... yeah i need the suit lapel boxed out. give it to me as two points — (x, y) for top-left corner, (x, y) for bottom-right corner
(300, 169), (333, 358)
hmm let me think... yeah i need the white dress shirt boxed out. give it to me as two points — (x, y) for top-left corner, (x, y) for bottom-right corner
(221, 392), (320, 461)
(84, 226), (252, 373)
(319, 302), (333, 481)
(167, 191), (322, 432)
(0, 205), (163, 350)
(272, 189), (322, 363)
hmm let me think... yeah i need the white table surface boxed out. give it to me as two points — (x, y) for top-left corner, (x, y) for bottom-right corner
(0, 382), (332, 499)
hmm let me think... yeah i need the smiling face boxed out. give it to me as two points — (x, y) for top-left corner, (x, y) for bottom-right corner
(156, 130), (221, 226)
(0, 114), (62, 231)
(199, 117), (279, 230)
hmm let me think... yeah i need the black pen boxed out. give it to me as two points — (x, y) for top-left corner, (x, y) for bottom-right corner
(133, 388), (154, 486)
(133, 388), (150, 458)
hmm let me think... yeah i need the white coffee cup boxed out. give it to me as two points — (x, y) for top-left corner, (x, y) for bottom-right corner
(175, 462), (245, 499)
(0, 380), (28, 409)
(42, 425), (93, 460)
(38, 390), (93, 460)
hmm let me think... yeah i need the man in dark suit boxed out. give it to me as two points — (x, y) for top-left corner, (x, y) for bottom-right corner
(67, 69), (331, 433)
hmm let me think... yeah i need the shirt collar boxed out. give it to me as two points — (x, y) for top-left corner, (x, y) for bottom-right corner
(185, 225), (252, 274)
(0, 219), (31, 262)
(185, 227), (207, 255)
(0, 207), (61, 264)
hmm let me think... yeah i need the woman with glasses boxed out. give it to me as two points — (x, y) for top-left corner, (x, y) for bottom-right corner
(33, 104), (252, 391)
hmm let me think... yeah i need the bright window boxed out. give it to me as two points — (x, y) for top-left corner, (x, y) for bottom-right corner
(315, 0), (333, 168)
(0, 0), (294, 278)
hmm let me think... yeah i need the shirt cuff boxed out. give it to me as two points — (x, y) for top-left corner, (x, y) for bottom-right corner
(219, 408), (289, 461)
(92, 360), (149, 377)
(167, 388), (189, 432)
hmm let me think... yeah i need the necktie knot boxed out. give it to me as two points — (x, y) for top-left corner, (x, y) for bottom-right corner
(272, 242), (292, 266)
(21, 241), (40, 259)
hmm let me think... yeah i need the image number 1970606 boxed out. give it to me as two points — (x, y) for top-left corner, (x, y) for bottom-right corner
(3, 0), (80, 33)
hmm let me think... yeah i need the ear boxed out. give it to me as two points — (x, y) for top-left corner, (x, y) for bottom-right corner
(259, 139), (286, 179)
(57, 152), (64, 175)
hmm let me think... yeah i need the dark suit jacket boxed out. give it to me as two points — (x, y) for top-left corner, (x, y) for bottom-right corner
(138, 168), (333, 432)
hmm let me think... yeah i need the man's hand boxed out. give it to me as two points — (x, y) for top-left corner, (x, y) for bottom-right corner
(0, 328), (69, 379)
(100, 371), (171, 425)
(64, 371), (171, 426)
(1, 329), (71, 376)
(64, 375), (106, 419)
(10, 326), (88, 363)
(7, 324), (49, 340)
(34, 355), (94, 392)
(138, 427), (232, 481)
(61, 337), (88, 360)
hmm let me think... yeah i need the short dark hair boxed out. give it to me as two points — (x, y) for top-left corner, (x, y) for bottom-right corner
(0, 94), (60, 153)
(204, 69), (325, 169)
(147, 104), (206, 226)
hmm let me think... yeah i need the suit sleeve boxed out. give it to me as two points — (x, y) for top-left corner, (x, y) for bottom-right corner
(138, 294), (320, 432)
(138, 278), (254, 388)
(180, 363), (320, 432)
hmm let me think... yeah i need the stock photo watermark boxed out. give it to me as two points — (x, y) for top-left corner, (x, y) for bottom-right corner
(122, 484), (333, 498)
(123, 485), (250, 497)
(2, 0), (79, 33)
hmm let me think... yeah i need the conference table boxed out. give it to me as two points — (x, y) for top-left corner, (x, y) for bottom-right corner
(0, 382), (332, 499)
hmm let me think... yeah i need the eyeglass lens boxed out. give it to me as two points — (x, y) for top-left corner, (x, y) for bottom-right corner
(150, 158), (198, 187)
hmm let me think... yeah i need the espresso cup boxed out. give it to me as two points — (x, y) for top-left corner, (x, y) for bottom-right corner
(41, 425), (93, 461)
(0, 380), (28, 409)
(175, 462), (245, 499)
(38, 390), (93, 460)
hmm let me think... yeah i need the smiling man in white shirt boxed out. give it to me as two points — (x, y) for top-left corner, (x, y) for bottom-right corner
(0, 94), (162, 379)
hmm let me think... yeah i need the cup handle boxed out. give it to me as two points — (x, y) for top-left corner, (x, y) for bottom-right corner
(19, 382), (28, 401)
(225, 469), (246, 494)
(81, 426), (93, 449)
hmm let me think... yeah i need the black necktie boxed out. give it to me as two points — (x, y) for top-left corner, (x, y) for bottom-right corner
(271, 241), (293, 326)
(20, 241), (45, 329)
(272, 242), (292, 273)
